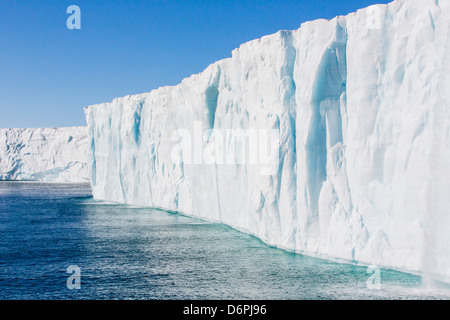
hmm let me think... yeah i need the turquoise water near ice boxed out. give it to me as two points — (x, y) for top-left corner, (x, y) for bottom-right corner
(1, 182), (449, 300)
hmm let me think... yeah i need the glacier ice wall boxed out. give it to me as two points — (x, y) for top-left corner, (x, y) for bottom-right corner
(85, 0), (450, 278)
(0, 127), (89, 182)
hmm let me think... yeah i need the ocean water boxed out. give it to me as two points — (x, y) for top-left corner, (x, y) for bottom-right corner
(1, 182), (449, 300)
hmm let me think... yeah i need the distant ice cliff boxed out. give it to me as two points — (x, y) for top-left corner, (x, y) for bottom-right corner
(0, 127), (89, 182)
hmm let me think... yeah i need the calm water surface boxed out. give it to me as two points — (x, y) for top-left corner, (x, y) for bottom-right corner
(1, 182), (449, 300)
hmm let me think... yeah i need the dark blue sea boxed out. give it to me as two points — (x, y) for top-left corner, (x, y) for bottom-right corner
(1, 182), (449, 300)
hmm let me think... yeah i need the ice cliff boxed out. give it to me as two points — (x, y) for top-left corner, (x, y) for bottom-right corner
(0, 127), (89, 182)
(85, 0), (450, 279)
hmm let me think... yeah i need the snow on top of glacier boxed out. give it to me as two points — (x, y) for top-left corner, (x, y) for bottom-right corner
(0, 126), (87, 131)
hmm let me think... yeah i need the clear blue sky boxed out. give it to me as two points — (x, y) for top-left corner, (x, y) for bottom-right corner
(0, 0), (392, 128)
